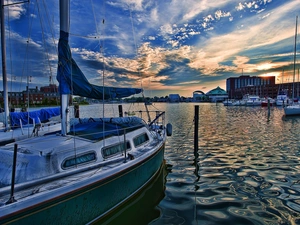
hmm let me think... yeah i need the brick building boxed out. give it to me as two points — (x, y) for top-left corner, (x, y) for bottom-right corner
(0, 84), (60, 107)
(225, 75), (300, 99)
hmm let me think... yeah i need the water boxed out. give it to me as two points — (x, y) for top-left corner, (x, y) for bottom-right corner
(81, 103), (300, 224)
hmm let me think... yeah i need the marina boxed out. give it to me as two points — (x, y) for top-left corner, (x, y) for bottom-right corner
(0, 1), (300, 224)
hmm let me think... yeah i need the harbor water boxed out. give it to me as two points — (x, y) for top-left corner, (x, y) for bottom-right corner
(80, 103), (300, 225)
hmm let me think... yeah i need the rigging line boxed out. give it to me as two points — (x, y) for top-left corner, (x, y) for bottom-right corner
(40, 0), (60, 105)
(91, 0), (106, 117)
(40, 0), (58, 86)
(128, 5), (151, 122)
(90, 0), (113, 146)
(37, 0), (54, 86)
(69, 32), (99, 39)
(292, 16), (298, 99)
(6, 0), (13, 106)
(41, 0), (58, 56)
(128, 6), (141, 87)
(19, 1), (36, 92)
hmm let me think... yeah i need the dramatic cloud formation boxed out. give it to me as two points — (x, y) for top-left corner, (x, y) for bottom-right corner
(1, 0), (300, 97)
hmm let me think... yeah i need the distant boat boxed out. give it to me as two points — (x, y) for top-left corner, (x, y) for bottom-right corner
(275, 89), (289, 106)
(245, 95), (262, 106)
(0, 1), (171, 224)
(223, 99), (234, 106)
(261, 97), (275, 107)
(232, 99), (246, 106)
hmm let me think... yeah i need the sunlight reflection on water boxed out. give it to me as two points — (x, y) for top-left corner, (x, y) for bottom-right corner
(159, 103), (300, 225)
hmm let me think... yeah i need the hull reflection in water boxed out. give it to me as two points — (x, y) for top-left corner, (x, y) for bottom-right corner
(93, 161), (169, 225)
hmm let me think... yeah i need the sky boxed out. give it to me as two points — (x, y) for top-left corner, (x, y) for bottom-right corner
(1, 0), (300, 98)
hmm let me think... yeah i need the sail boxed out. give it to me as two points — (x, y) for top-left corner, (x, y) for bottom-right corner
(57, 30), (142, 99)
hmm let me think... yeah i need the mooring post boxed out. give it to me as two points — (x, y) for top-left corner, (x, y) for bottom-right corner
(118, 105), (123, 117)
(123, 129), (127, 163)
(74, 104), (79, 118)
(6, 143), (18, 204)
(194, 105), (199, 155)
(267, 99), (270, 120)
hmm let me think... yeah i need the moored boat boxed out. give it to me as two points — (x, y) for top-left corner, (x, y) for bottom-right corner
(245, 94), (262, 106)
(0, 115), (169, 224)
(275, 90), (289, 106)
(223, 99), (234, 106)
(284, 103), (300, 116)
(261, 97), (275, 107)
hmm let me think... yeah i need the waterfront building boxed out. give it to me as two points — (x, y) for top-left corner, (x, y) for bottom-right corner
(0, 84), (60, 107)
(226, 75), (300, 99)
(40, 84), (60, 104)
(193, 90), (206, 102)
(206, 86), (228, 102)
(226, 75), (276, 99)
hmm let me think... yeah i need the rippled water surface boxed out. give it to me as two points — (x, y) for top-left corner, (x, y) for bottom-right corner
(81, 103), (300, 225)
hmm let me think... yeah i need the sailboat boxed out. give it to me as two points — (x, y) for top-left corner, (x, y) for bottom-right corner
(0, 0), (61, 145)
(284, 16), (300, 116)
(0, 0), (171, 224)
(275, 70), (290, 106)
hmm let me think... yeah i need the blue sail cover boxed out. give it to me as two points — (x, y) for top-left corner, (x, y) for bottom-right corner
(57, 30), (142, 99)
(9, 107), (60, 127)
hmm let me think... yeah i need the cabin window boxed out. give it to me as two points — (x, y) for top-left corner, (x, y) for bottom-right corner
(62, 151), (96, 169)
(102, 141), (131, 159)
(133, 133), (149, 147)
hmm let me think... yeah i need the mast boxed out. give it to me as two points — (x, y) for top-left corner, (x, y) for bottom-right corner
(59, 0), (70, 135)
(292, 16), (298, 100)
(1, 0), (10, 131)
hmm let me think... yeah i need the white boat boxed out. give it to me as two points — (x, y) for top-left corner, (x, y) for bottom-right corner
(232, 99), (246, 106)
(275, 90), (289, 106)
(284, 103), (300, 115)
(245, 95), (262, 106)
(0, 1), (171, 224)
(223, 99), (234, 106)
(0, 1), (61, 144)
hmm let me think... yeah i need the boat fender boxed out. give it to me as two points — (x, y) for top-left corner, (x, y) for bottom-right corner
(166, 123), (172, 136)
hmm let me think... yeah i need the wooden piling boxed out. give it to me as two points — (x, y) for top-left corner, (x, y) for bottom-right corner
(74, 104), (79, 118)
(194, 105), (199, 155)
(118, 105), (123, 117)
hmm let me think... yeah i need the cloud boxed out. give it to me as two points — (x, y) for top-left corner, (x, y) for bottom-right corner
(4, 0), (300, 96)
(214, 10), (231, 20)
(3, 1), (26, 20)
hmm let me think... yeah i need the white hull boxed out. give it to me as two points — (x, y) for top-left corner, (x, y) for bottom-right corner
(284, 104), (300, 116)
(0, 115), (169, 224)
